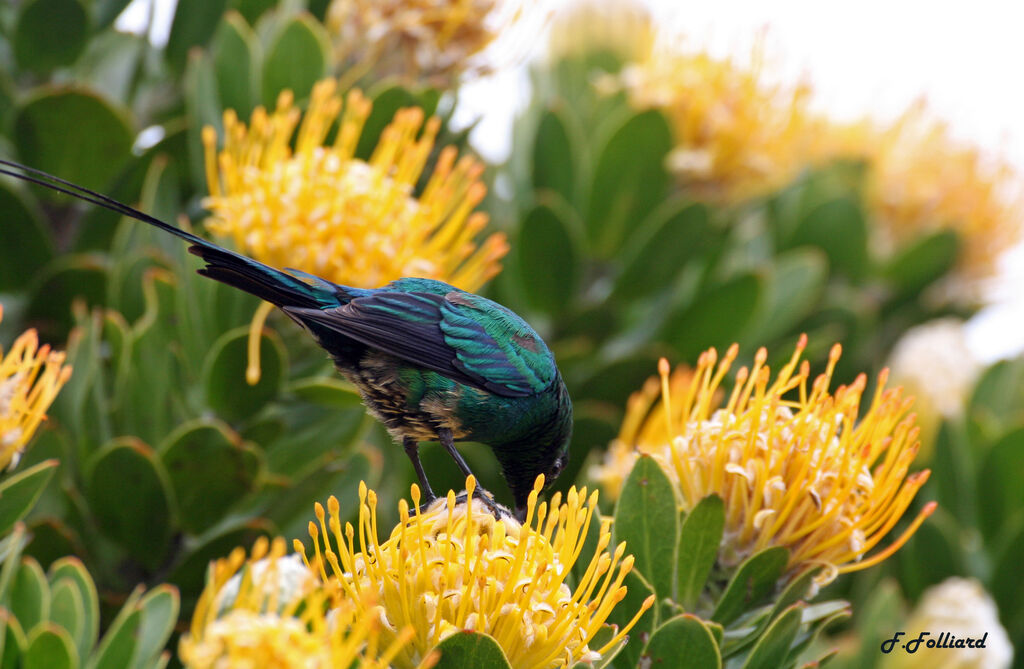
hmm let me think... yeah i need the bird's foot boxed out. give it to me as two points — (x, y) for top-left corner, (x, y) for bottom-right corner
(468, 487), (515, 522)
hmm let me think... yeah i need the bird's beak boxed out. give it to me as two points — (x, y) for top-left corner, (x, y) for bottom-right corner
(514, 505), (527, 523)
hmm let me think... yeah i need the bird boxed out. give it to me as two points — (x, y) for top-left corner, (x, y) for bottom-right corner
(0, 159), (572, 519)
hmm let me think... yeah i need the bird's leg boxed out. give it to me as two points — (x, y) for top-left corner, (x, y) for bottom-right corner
(437, 428), (503, 519)
(403, 437), (435, 508)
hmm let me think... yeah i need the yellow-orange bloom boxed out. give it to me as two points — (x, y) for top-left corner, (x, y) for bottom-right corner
(0, 305), (72, 471)
(203, 78), (507, 293)
(179, 536), (424, 669)
(326, 0), (515, 85)
(595, 337), (935, 586)
(299, 476), (654, 669)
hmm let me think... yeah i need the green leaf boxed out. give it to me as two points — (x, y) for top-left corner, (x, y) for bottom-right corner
(586, 109), (672, 255)
(0, 460), (59, 537)
(752, 248), (827, 342)
(991, 519), (1024, 635)
(203, 326), (287, 423)
(26, 255), (108, 342)
(663, 274), (761, 362)
(9, 558), (50, 634)
(0, 181), (53, 291)
(642, 614), (721, 669)
(261, 14), (330, 107)
(677, 494), (725, 610)
(741, 604), (802, 669)
(516, 202), (580, 314)
(13, 0), (89, 74)
(85, 439), (173, 569)
(286, 377), (363, 408)
(977, 427), (1024, 542)
(264, 452), (370, 542)
(131, 586), (178, 669)
(613, 455), (678, 600)
(166, 0), (230, 73)
(431, 632), (512, 669)
(13, 89), (133, 195)
(883, 229), (959, 298)
(613, 199), (710, 301)
(789, 197), (868, 279)
(969, 358), (1024, 429)
(85, 587), (141, 669)
(213, 11), (258, 118)
(0, 611), (28, 669)
(24, 625), (77, 669)
(159, 419), (263, 534)
(532, 107), (579, 206)
(230, 0), (276, 26)
(711, 547), (788, 626)
(355, 85), (416, 159)
(47, 580), (85, 661)
(48, 559), (99, 664)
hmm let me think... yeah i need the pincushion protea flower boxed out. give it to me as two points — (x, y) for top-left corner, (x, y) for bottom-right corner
(179, 536), (429, 668)
(0, 305), (72, 471)
(594, 337), (935, 585)
(201, 77), (507, 382)
(299, 476), (654, 669)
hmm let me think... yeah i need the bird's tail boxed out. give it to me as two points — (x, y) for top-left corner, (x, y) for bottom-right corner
(0, 159), (341, 309)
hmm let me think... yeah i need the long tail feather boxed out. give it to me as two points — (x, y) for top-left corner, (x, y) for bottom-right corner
(0, 159), (339, 308)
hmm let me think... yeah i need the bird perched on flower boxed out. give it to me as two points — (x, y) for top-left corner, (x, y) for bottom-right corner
(0, 158), (572, 519)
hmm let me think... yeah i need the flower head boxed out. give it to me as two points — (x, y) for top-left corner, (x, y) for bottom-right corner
(300, 476), (654, 669)
(880, 578), (1013, 669)
(180, 536), (420, 669)
(0, 305), (72, 471)
(547, 0), (654, 65)
(326, 0), (520, 85)
(621, 43), (826, 201)
(597, 337), (935, 585)
(202, 78), (507, 293)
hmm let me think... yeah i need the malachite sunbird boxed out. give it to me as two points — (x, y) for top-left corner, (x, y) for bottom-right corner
(0, 159), (572, 518)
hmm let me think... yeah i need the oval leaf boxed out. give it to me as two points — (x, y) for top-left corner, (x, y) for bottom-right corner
(790, 197), (868, 279)
(165, 0), (229, 73)
(159, 419), (263, 534)
(711, 546), (789, 626)
(47, 580), (85, 661)
(677, 494), (725, 610)
(642, 614), (721, 669)
(85, 439), (173, 568)
(10, 558), (49, 634)
(751, 248), (827, 342)
(431, 631), (512, 669)
(883, 228), (959, 298)
(203, 327), (286, 423)
(613, 455), (678, 601)
(131, 586), (179, 669)
(24, 625), (77, 669)
(213, 11), (258, 118)
(48, 558), (99, 663)
(586, 109), (672, 256)
(977, 427), (1024, 542)
(286, 377), (363, 409)
(0, 460), (59, 537)
(261, 15), (330, 107)
(516, 202), (579, 314)
(14, 89), (133, 195)
(532, 108), (579, 206)
(14, 0), (88, 74)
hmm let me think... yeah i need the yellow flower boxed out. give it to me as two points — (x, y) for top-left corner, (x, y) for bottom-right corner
(180, 536), (424, 669)
(202, 78), (507, 383)
(832, 105), (1024, 286)
(622, 43), (826, 201)
(0, 305), (72, 471)
(299, 476), (654, 669)
(326, 0), (519, 85)
(203, 79), (506, 293)
(597, 337), (935, 586)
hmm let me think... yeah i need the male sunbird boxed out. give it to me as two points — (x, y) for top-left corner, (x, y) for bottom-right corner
(0, 159), (572, 518)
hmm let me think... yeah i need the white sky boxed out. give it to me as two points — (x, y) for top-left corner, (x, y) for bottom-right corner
(117, 0), (1024, 361)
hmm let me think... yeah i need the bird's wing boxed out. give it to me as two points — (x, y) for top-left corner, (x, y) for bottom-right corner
(284, 290), (556, 398)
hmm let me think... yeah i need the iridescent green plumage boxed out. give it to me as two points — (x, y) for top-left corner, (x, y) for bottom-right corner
(0, 159), (573, 516)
